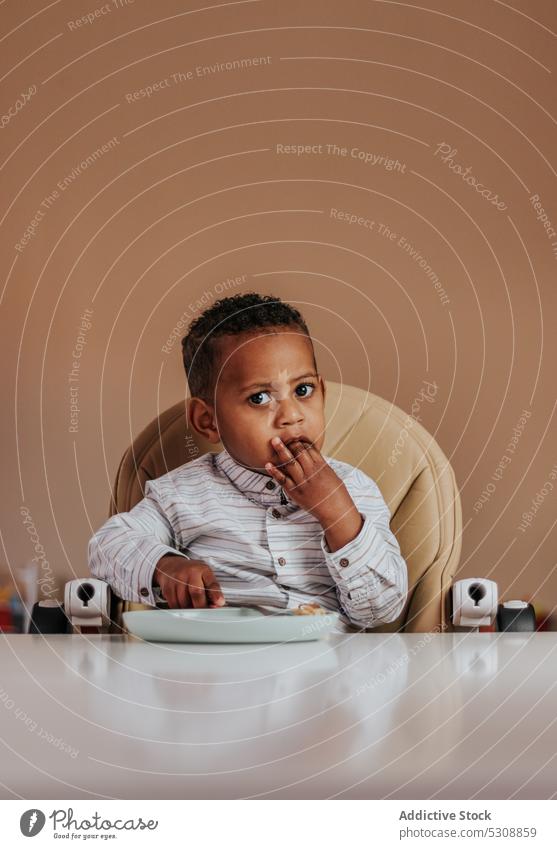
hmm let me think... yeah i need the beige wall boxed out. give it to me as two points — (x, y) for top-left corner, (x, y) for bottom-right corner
(2, 1), (556, 616)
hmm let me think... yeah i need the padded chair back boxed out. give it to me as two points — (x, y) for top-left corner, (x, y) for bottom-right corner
(109, 382), (462, 632)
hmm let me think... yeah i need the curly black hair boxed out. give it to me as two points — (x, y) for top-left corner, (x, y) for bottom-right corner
(181, 292), (315, 400)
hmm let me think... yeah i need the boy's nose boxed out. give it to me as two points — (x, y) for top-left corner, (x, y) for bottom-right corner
(275, 398), (304, 427)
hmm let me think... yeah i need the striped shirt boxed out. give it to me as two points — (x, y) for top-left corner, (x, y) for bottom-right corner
(88, 447), (408, 630)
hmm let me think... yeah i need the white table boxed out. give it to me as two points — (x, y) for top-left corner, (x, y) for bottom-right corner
(1, 631), (555, 799)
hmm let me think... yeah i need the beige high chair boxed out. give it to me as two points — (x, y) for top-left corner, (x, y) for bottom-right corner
(105, 381), (463, 633)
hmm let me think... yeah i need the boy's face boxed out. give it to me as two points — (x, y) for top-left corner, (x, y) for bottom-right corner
(191, 329), (326, 474)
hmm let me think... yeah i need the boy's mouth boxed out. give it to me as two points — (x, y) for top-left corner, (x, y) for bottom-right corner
(282, 435), (312, 448)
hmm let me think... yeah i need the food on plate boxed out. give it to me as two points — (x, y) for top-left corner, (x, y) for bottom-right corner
(292, 602), (329, 616)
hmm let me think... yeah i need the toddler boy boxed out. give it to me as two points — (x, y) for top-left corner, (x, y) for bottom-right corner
(88, 292), (408, 630)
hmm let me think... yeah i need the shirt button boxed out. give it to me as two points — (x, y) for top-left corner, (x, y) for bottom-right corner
(278, 557), (286, 566)
(272, 509), (281, 519)
(265, 480), (276, 490)
(139, 587), (150, 597)
(339, 558), (350, 567)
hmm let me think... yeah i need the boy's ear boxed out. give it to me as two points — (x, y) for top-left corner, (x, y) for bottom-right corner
(187, 397), (221, 444)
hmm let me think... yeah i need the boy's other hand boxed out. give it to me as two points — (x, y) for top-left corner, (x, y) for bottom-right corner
(153, 555), (225, 609)
(265, 437), (354, 523)
(265, 438), (364, 552)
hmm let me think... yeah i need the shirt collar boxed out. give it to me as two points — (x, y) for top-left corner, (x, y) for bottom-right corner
(213, 447), (297, 509)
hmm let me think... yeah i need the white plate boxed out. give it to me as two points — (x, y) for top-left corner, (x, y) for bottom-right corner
(122, 607), (339, 644)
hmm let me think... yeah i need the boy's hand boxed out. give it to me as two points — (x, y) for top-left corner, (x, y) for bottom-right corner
(153, 555), (225, 609)
(265, 437), (354, 523)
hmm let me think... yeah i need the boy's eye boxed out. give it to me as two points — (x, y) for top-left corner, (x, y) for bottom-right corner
(295, 381), (315, 398)
(248, 382), (316, 406)
(249, 391), (272, 406)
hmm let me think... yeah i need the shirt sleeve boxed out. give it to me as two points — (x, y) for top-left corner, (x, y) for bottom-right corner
(320, 469), (408, 629)
(87, 479), (190, 606)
